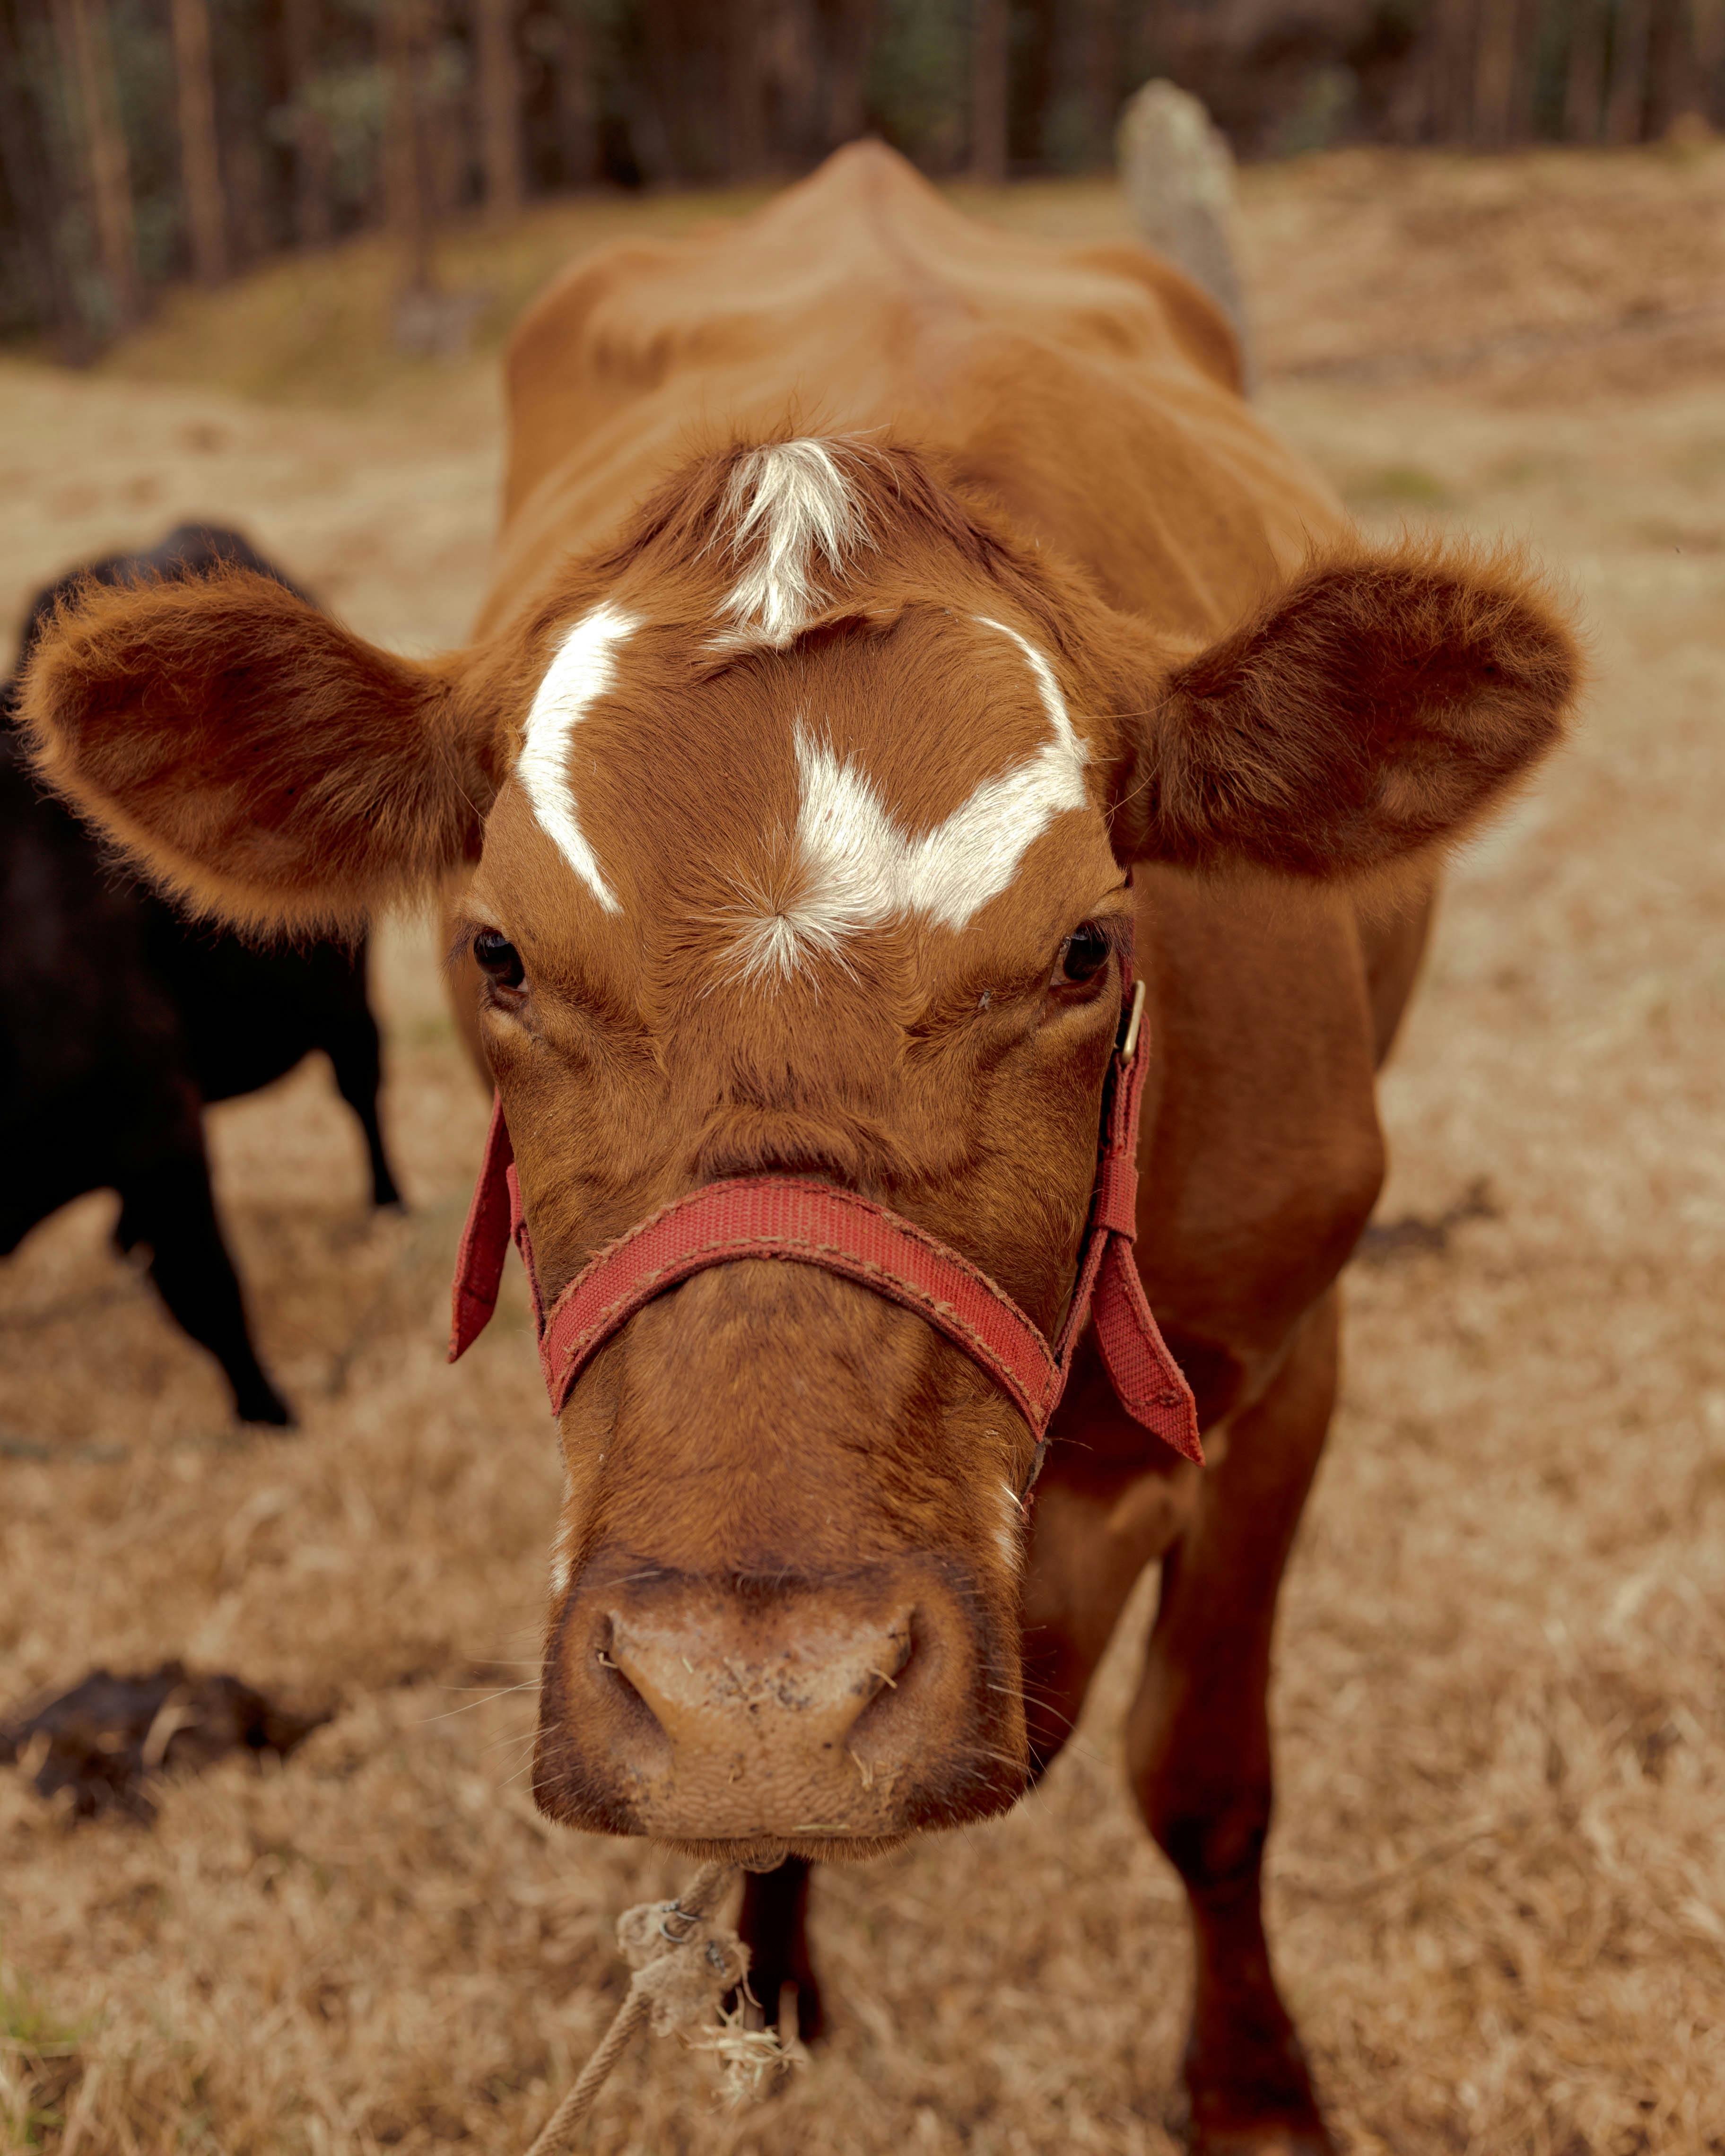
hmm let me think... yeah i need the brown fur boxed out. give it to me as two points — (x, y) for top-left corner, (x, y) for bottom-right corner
(18, 144), (1579, 2149)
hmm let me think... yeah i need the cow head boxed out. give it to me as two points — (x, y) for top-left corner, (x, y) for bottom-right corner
(20, 435), (1576, 1860)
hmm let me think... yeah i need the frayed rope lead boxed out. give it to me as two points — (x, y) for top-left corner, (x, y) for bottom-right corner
(523, 1860), (793, 2154)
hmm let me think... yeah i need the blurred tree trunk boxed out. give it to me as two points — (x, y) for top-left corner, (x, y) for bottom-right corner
(52, 0), (138, 329)
(0, 5), (83, 346)
(1019, 0), (1056, 165)
(1423, 0), (1476, 143)
(426, 10), (471, 221)
(822, 0), (879, 145)
(1605, 0), (1655, 141)
(726, 0), (767, 177)
(971, 0), (1008, 180)
(227, 135), (271, 264)
(282, 0), (333, 244)
(476, 0), (524, 216)
(1076, 0), (1122, 160)
(169, 0), (227, 282)
(636, 0), (690, 180)
(637, 0), (789, 181)
(1645, 0), (1682, 132)
(1508, 0), (1542, 142)
(1564, 0), (1608, 139)
(382, 0), (434, 294)
(1036, 0), (1117, 166)
(1648, 0), (1701, 131)
(551, 2), (597, 186)
(1471, 0), (1516, 145)
(1690, 0), (1725, 124)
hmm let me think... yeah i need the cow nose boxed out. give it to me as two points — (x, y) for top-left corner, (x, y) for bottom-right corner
(543, 1561), (1016, 1844)
(609, 1603), (908, 1768)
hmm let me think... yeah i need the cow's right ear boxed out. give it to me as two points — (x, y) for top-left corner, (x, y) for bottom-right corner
(1094, 539), (1578, 881)
(18, 568), (510, 932)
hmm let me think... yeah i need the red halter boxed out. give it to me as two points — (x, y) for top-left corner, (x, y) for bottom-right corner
(447, 967), (1201, 1476)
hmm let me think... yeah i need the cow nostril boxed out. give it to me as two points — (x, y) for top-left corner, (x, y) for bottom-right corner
(872, 1621), (914, 1695)
(849, 1616), (916, 1733)
(594, 1617), (661, 1730)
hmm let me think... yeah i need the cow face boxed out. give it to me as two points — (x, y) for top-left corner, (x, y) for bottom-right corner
(20, 435), (1576, 1861)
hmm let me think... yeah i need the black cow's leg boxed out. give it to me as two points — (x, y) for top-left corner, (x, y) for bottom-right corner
(1126, 1292), (1339, 2156)
(325, 1006), (402, 1210)
(735, 1857), (824, 2043)
(122, 1150), (295, 1428)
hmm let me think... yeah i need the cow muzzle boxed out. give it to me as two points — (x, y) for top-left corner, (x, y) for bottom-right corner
(537, 1558), (1020, 1850)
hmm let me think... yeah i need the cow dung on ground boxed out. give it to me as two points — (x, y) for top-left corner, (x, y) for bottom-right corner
(0, 1662), (330, 1821)
(1354, 1176), (1498, 1265)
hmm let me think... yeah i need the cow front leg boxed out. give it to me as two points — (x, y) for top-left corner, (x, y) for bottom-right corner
(323, 996), (404, 1210)
(1127, 1293), (1340, 2156)
(735, 1857), (824, 2043)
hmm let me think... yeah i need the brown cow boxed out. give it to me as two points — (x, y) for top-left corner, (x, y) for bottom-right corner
(21, 144), (1575, 2152)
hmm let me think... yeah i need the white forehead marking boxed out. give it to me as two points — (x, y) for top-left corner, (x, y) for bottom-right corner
(728, 616), (1089, 983)
(515, 603), (635, 913)
(719, 439), (866, 648)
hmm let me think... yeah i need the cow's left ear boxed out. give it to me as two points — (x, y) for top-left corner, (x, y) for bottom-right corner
(1102, 541), (1580, 877)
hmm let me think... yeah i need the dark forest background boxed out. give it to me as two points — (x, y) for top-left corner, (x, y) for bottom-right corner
(5, 0), (1724, 352)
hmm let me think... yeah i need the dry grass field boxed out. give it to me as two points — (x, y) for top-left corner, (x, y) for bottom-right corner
(3, 145), (1724, 2156)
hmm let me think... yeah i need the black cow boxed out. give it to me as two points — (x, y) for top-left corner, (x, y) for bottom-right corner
(1, 525), (401, 1427)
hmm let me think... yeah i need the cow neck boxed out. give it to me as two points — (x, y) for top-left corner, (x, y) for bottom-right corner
(448, 953), (1202, 1484)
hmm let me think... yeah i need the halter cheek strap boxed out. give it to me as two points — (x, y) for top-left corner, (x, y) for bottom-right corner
(448, 972), (1201, 1474)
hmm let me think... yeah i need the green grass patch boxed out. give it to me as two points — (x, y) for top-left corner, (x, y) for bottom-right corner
(0, 1966), (86, 2147)
(1344, 461), (1456, 509)
(1483, 451), (1573, 490)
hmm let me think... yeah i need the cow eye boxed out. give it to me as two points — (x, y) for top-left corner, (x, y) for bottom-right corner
(1053, 922), (1112, 988)
(473, 929), (525, 990)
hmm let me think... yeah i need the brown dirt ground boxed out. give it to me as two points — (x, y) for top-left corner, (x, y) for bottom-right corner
(2, 148), (1723, 2156)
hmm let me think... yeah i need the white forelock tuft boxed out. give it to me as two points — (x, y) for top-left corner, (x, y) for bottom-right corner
(718, 438), (867, 647)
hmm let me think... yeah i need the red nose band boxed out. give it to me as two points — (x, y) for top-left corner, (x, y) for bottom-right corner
(448, 966), (1201, 1475)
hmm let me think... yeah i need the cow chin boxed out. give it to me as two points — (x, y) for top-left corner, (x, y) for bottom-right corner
(531, 1552), (1028, 1853)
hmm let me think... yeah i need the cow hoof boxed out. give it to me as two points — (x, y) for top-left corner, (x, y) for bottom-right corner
(1172, 2082), (1335, 2156)
(1176, 2015), (1333, 2156)
(236, 1389), (296, 1430)
(1189, 2133), (1335, 2156)
(1177, 2095), (1335, 2156)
